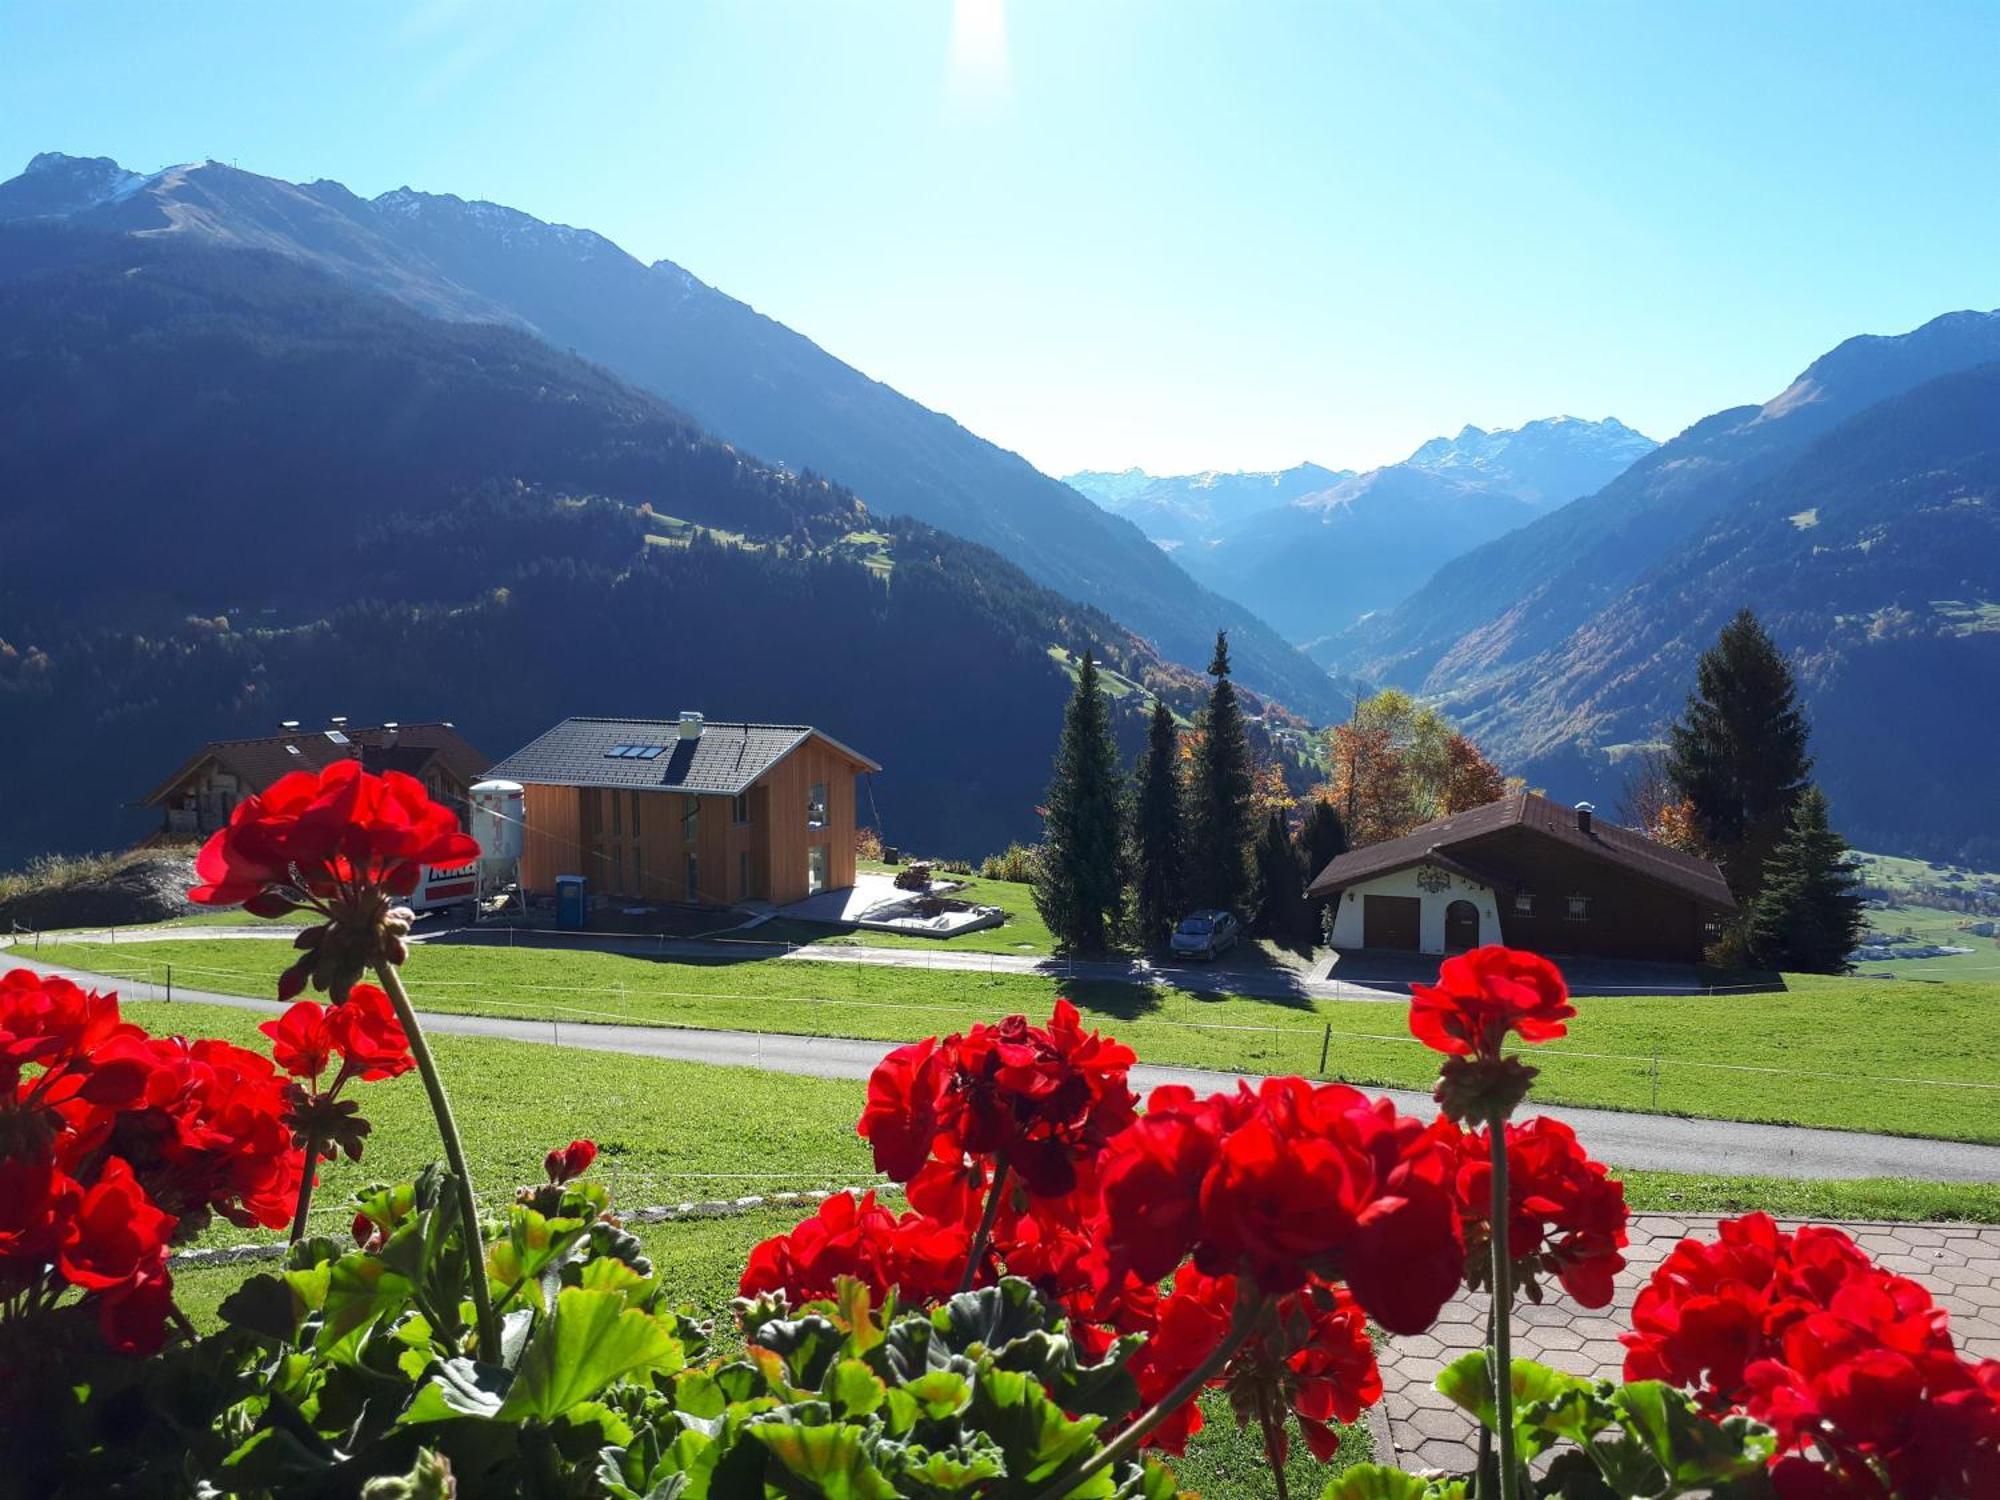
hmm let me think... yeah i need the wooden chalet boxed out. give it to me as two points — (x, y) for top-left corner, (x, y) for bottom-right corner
(483, 713), (881, 908)
(139, 721), (489, 843)
(1305, 792), (1735, 962)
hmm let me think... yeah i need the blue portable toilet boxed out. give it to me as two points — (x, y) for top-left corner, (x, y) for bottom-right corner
(555, 875), (588, 931)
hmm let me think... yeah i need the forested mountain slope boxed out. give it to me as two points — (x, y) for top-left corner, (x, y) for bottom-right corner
(0, 151), (1342, 718)
(0, 231), (1306, 865)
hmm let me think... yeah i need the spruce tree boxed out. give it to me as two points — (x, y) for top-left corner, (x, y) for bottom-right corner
(1297, 797), (1349, 882)
(1746, 786), (1865, 973)
(1033, 650), (1125, 954)
(1184, 631), (1255, 915)
(1667, 609), (1812, 900)
(1130, 700), (1185, 950)
(1252, 810), (1309, 942)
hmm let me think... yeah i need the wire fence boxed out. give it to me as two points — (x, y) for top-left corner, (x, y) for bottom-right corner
(28, 945), (2000, 1132)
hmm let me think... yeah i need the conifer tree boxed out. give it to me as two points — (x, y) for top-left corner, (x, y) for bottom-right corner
(1033, 650), (1125, 953)
(1252, 809), (1310, 942)
(1184, 632), (1256, 915)
(1297, 797), (1349, 882)
(1667, 609), (1812, 900)
(1130, 699), (1185, 950)
(1746, 786), (1865, 973)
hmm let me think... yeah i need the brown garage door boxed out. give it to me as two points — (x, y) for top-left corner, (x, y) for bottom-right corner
(1363, 894), (1422, 950)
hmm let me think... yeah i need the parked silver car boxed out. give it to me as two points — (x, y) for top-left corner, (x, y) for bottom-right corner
(1169, 909), (1241, 961)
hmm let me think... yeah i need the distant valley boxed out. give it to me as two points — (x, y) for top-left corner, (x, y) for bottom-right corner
(1068, 417), (1656, 645)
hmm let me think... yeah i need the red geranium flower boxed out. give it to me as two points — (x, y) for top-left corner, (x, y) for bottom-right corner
(1624, 1213), (2000, 1497)
(1452, 1115), (1629, 1308)
(58, 1156), (176, 1291)
(543, 1139), (598, 1183)
(326, 984), (414, 1082)
(1094, 1077), (1462, 1334)
(1409, 945), (1573, 1060)
(857, 1000), (1136, 1199)
(739, 1190), (969, 1306)
(189, 759), (478, 915)
(1128, 1267), (1382, 1465)
(188, 760), (478, 999)
(260, 1001), (337, 1082)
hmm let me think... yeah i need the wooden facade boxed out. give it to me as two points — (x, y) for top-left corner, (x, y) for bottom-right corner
(515, 735), (866, 908)
(1309, 793), (1734, 965)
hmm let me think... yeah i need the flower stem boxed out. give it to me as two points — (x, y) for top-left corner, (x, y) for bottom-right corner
(957, 1158), (1012, 1295)
(1487, 1117), (1519, 1500)
(1028, 1282), (1262, 1500)
(372, 959), (501, 1355)
(288, 1137), (320, 1242)
(1256, 1385), (1292, 1500)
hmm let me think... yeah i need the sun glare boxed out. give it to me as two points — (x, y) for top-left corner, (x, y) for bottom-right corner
(948, 0), (1010, 101)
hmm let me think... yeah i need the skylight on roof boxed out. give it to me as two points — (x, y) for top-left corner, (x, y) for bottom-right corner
(325, 730), (350, 745)
(605, 744), (666, 760)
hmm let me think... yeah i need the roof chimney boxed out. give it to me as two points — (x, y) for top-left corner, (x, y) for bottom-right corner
(1576, 801), (1596, 835)
(279, 719), (301, 733)
(329, 715), (348, 729)
(678, 710), (705, 741)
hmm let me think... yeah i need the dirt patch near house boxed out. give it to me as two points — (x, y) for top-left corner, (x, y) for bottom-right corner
(0, 852), (199, 932)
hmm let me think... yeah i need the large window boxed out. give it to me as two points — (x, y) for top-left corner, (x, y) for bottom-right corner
(1566, 894), (1591, 921)
(686, 854), (699, 903)
(629, 791), (641, 838)
(807, 782), (829, 829)
(739, 850), (753, 900)
(808, 843), (829, 895)
(732, 792), (750, 826)
(1514, 891), (1536, 915)
(682, 794), (700, 843)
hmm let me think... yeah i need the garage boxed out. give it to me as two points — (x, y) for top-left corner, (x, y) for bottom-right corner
(1362, 893), (1422, 950)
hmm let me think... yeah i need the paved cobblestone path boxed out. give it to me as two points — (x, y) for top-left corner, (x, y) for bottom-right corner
(1375, 1213), (2000, 1475)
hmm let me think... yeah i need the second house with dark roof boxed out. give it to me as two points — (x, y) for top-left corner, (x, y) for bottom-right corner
(484, 713), (882, 908)
(1305, 793), (1735, 963)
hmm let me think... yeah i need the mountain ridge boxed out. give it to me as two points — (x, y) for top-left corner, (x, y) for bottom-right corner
(0, 151), (1344, 719)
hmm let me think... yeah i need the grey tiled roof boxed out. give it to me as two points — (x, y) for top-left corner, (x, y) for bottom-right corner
(485, 718), (878, 796)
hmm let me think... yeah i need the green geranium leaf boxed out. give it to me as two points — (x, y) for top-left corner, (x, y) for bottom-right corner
(497, 1287), (684, 1422)
(835, 1276), (887, 1355)
(827, 1357), (889, 1419)
(219, 1424), (338, 1487)
(218, 1273), (304, 1343)
(753, 1311), (846, 1390)
(752, 1421), (899, 1500)
(318, 1253), (416, 1363)
(897, 1369), (973, 1423)
(577, 1255), (653, 1301)
(1319, 1465), (1469, 1500)
(1436, 1351), (1581, 1459)
(1615, 1381), (1776, 1484)
(883, 1437), (1007, 1495)
(935, 1278), (1053, 1357)
(487, 1205), (591, 1302)
(971, 1365), (1108, 1491)
(402, 1357), (512, 1423)
(1521, 1381), (1620, 1447)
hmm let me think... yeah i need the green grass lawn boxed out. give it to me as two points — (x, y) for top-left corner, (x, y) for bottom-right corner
(42, 937), (2000, 1144)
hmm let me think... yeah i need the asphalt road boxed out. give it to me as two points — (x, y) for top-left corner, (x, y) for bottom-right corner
(8, 947), (1997, 1186)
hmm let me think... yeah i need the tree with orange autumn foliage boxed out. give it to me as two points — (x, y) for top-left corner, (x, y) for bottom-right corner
(1323, 690), (1510, 847)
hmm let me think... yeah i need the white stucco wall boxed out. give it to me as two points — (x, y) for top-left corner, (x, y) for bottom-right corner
(1326, 864), (1503, 955)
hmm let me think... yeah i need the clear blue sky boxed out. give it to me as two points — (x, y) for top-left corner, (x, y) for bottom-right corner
(3, 1), (1995, 475)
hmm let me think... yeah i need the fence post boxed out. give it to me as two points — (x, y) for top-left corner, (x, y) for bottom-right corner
(166, 964), (173, 1005)
(1318, 1022), (1331, 1076)
(1650, 1052), (1660, 1110)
